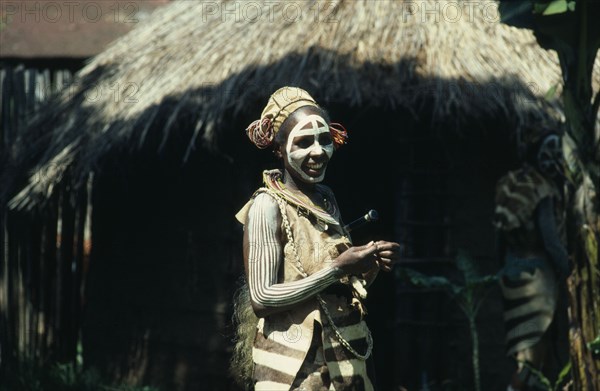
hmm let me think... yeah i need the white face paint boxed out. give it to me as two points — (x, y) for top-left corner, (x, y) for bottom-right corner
(285, 114), (334, 183)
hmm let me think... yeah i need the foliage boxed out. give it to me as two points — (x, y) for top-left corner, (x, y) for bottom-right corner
(556, 362), (574, 391)
(397, 254), (572, 389)
(519, 361), (573, 391)
(395, 252), (499, 391)
(499, 0), (600, 388)
(0, 361), (160, 391)
(532, 0), (576, 16)
(500, 0), (600, 149)
(396, 252), (498, 318)
(589, 333), (600, 357)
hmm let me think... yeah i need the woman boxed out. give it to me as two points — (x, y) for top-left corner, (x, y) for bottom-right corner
(233, 87), (400, 390)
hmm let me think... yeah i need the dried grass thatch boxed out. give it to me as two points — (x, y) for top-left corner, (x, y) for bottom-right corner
(4, 0), (600, 210)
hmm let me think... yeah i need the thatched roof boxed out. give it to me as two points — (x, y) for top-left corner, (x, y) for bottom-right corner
(3, 0), (599, 210)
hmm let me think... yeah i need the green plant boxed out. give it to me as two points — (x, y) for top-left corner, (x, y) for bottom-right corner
(395, 252), (498, 391)
(589, 332), (600, 357)
(499, 1), (600, 388)
(518, 361), (572, 391)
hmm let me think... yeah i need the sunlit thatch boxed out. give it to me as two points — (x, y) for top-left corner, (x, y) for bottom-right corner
(4, 0), (599, 210)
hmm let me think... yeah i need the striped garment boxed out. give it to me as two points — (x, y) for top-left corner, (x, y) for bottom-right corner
(499, 261), (557, 355)
(235, 174), (374, 390)
(493, 165), (563, 235)
(494, 166), (562, 357)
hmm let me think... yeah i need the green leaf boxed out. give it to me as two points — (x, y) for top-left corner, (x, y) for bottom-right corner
(545, 83), (559, 100)
(588, 333), (600, 356)
(519, 360), (553, 389)
(533, 0), (571, 15)
(554, 361), (572, 391)
(396, 267), (457, 292)
(456, 252), (478, 284)
(471, 275), (499, 288)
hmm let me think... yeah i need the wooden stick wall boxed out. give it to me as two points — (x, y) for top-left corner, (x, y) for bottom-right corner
(0, 63), (91, 371)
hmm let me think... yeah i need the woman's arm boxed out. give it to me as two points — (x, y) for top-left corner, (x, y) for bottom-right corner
(244, 193), (343, 316)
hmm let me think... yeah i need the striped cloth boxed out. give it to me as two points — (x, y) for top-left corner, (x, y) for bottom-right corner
(499, 260), (557, 355)
(251, 294), (374, 391)
(236, 178), (374, 390)
(320, 293), (375, 390)
(494, 165), (562, 357)
(493, 165), (559, 232)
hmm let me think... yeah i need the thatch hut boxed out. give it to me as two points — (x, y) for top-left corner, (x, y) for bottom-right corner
(2, 1), (598, 389)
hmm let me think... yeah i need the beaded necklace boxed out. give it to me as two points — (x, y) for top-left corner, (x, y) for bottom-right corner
(262, 170), (339, 226)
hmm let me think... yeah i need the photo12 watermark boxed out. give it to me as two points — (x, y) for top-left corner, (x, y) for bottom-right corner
(0, 1), (141, 24)
(194, 1), (501, 25)
(32, 79), (141, 104)
(397, 1), (501, 23)
(199, 1), (340, 23)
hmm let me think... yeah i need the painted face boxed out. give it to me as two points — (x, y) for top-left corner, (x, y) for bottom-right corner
(537, 134), (563, 177)
(285, 114), (334, 183)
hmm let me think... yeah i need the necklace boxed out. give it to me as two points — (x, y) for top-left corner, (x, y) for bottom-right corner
(262, 188), (373, 360)
(262, 170), (339, 226)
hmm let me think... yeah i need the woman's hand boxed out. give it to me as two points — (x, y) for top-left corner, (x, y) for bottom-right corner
(334, 241), (400, 274)
(372, 241), (401, 272)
